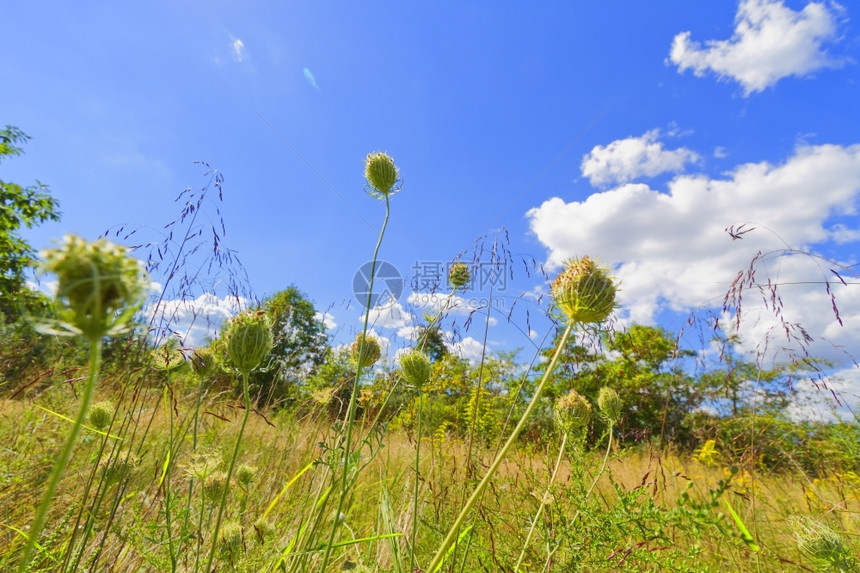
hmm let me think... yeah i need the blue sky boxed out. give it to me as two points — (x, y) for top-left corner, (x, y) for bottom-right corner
(5, 1), (860, 416)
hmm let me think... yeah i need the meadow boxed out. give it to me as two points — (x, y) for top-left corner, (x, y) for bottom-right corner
(2, 151), (859, 572)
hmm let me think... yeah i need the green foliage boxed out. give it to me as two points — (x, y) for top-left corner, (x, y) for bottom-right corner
(0, 126), (61, 320)
(247, 286), (329, 405)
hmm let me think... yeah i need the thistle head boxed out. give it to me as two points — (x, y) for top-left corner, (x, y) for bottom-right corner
(99, 451), (137, 485)
(400, 350), (431, 389)
(448, 262), (471, 290)
(203, 470), (229, 501)
(225, 310), (273, 374)
(352, 333), (382, 369)
(551, 256), (617, 324)
(151, 343), (186, 372)
(597, 386), (622, 425)
(364, 151), (401, 199)
(88, 400), (115, 431)
(554, 389), (591, 435)
(39, 234), (148, 341)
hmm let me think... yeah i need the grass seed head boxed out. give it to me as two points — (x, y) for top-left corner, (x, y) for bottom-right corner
(364, 151), (400, 198)
(225, 310), (273, 374)
(399, 350), (431, 389)
(551, 256), (617, 324)
(448, 262), (471, 289)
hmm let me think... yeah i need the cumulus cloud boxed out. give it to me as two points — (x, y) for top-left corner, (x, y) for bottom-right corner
(669, 0), (844, 95)
(144, 293), (247, 347)
(581, 130), (700, 187)
(365, 295), (414, 329)
(315, 311), (337, 330)
(528, 142), (860, 338)
(447, 335), (492, 362)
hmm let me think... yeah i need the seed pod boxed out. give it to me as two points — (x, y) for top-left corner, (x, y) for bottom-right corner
(352, 333), (381, 369)
(364, 152), (400, 198)
(400, 350), (431, 389)
(554, 389), (591, 435)
(219, 521), (243, 551)
(88, 401), (115, 431)
(39, 234), (148, 341)
(448, 263), (471, 289)
(597, 386), (622, 424)
(236, 463), (257, 487)
(225, 310), (273, 374)
(551, 256), (617, 324)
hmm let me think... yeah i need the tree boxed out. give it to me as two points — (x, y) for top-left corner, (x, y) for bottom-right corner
(0, 125), (60, 319)
(247, 286), (329, 405)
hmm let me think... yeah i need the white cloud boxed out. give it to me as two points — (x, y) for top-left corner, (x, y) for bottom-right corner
(406, 291), (499, 323)
(669, 0), (844, 95)
(145, 293), (247, 347)
(365, 295), (414, 329)
(527, 143), (860, 359)
(231, 38), (246, 62)
(315, 311), (337, 330)
(447, 335), (491, 362)
(581, 130), (700, 187)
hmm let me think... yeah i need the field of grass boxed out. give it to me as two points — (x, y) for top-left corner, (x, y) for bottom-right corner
(2, 374), (859, 572)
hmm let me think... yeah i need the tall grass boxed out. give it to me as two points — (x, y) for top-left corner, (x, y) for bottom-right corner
(2, 160), (859, 573)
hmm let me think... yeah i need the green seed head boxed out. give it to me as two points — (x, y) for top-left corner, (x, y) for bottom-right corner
(400, 350), (431, 389)
(364, 152), (400, 198)
(219, 521), (243, 551)
(151, 343), (186, 372)
(190, 345), (218, 379)
(100, 452), (137, 485)
(554, 390), (591, 435)
(39, 234), (148, 341)
(88, 400), (115, 431)
(237, 463), (257, 487)
(597, 386), (622, 424)
(551, 256), (617, 324)
(225, 310), (274, 374)
(448, 263), (471, 289)
(203, 470), (229, 501)
(352, 333), (382, 369)
(791, 517), (858, 571)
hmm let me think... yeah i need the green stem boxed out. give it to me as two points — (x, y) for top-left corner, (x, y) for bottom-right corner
(410, 392), (424, 572)
(426, 322), (574, 573)
(17, 339), (102, 573)
(203, 370), (252, 573)
(320, 193), (391, 572)
(514, 432), (567, 572)
(569, 422), (614, 526)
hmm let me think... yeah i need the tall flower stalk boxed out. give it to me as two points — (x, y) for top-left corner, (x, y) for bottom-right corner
(319, 151), (400, 572)
(18, 235), (147, 572)
(203, 309), (273, 573)
(426, 256), (616, 573)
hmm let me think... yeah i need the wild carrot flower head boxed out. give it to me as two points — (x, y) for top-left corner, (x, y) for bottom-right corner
(791, 516), (858, 572)
(225, 310), (273, 374)
(554, 389), (591, 435)
(448, 262), (471, 290)
(38, 234), (148, 341)
(364, 151), (401, 199)
(551, 256), (617, 324)
(399, 349), (431, 389)
(88, 400), (115, 431)
(597, 386), (622, 425)
(352, 332), (382, 369)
